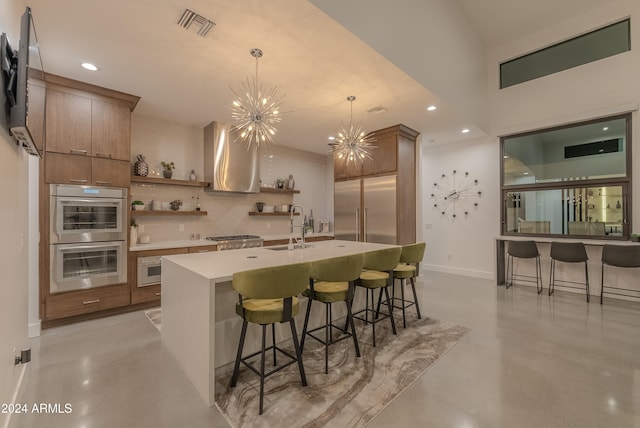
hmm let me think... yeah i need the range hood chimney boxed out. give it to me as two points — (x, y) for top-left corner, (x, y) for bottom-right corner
(203, 122), (260, 193)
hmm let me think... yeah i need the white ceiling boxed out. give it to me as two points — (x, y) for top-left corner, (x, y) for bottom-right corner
(24, 0), (607, 154)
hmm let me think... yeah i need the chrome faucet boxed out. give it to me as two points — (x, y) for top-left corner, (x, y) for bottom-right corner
(290, 204), (305, 248)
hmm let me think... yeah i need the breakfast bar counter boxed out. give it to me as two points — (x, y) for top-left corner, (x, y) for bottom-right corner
(161, 239), (397, 405)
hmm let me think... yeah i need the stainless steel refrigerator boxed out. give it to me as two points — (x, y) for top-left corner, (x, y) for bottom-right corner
(334, 175), (397, 244)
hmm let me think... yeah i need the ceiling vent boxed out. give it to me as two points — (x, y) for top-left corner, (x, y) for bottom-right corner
(177, 9), (215, 37)
(366, 105), (388, 115)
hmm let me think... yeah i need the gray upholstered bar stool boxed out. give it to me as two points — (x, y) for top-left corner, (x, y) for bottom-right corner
(229, 262), (311, 415)
(300, 253), (364, 374)
(600, 244), (640, 304)
(506, 240), (543, 294)
(352, 247), (402, 347)
(549, 241), (590, 301)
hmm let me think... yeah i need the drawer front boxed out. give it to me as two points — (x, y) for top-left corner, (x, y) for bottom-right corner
(188, 245), (218, 253)
(45, 284), (130, 320)
(131, 284), (162, 305)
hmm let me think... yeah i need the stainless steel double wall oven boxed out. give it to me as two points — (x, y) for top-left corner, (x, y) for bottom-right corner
(49, 184), (128, 293)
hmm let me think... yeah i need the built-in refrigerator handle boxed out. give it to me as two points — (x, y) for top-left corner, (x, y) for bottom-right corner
(363, 207), (368, 242)
(355, 208), (360, 241)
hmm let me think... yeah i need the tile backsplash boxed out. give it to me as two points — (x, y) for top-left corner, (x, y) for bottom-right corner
(130, 115), (332, 242)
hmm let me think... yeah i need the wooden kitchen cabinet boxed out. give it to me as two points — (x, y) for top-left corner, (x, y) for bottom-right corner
(45, 283), (130, 320)
(188, 245), (218, 253)
(91, 100), (131, 160)
(334, 124), (415, 181)
(129, 247), (189, 305)
(92, 157), (131, 187)
(45, 152), (130, 187)
(44, 74), (138, 161)
(45, 89), (92, 155)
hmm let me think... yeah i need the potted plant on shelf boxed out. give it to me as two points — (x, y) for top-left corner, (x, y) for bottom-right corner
(161, 161), (175, 179)
(276, 178), (285, 189)
(132, 200), (145, 211)
(130, 219), (138, 245)
(256, 201), (265, 213)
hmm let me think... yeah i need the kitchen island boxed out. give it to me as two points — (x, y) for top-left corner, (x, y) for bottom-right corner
(161, 239), (397, 405)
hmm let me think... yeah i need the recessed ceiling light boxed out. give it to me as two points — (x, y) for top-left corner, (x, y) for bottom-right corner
(602, 127), (609, 131)
(523, 172), (529, 175)
(81, 62), (99, 71)
(328, 136), (335, 141)
(461, 128), (470, 133)
(427, 105), (436, 111)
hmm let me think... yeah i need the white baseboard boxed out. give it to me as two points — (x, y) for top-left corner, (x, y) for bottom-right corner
(28, 320), (41, 338)
(423, 264), (494, 280)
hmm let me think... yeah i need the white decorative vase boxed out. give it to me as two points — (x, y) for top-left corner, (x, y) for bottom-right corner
(130, 226), (138, 245)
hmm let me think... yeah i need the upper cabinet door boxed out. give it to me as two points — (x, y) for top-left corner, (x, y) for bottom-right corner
(91, 100), (131, 161)
(45, 89), (92, 155)
(362, 133), (397, 176)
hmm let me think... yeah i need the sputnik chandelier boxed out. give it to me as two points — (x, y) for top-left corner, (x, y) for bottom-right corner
(230, 48), (283, 147)
(330, 96), (375, 164)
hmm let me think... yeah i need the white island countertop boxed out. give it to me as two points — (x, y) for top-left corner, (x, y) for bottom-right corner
(160, 239), (397, 406)
(162, 239), (392, 282)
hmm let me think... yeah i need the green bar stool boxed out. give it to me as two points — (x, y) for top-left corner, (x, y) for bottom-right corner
(300, 253), (365, 374)
(229, 262), (311, 415)
(352, 247), (402, 347)
(390, 242), (426, 328)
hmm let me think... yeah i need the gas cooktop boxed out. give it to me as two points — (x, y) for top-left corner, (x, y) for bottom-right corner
(205, 234), (261, 241)
(204, 234), (263, 250)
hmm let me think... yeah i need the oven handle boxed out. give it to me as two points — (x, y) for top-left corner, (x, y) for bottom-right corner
(58, 198), (123, 205)
(57, 242), (125, 252)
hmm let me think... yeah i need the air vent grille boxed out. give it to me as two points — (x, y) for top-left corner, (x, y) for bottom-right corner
(177, 9), (215, 37)
(366, 105), (388, 115)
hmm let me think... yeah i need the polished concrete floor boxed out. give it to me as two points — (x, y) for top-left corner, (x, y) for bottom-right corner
(11, 272), (640, 428)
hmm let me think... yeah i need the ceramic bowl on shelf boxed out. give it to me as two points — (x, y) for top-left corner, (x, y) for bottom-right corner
(139, 235), (150, 244)
(262, 205), (275, 213)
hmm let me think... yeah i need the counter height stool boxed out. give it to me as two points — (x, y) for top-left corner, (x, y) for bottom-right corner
(549, 241), (590, 301)
(229, 262), (311, 415)
(506, 240), (543, 294)
(352, 247), (402, 347)
(388, 242), (426, 328)
(300, 253), (365, 374)
(600, 245), (640, 304)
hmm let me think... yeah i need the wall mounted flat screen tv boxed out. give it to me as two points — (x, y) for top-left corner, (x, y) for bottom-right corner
(4, 7), (45, 158)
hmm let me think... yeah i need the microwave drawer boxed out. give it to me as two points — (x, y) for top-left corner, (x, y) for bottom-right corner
(45, 283), (130, 320)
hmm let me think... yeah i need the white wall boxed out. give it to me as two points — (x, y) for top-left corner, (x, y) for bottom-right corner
(0, 1), (30, 425)
(130, 115), (331, 242)
(420, 136), (500, 279)
(421, 0), (640, 279)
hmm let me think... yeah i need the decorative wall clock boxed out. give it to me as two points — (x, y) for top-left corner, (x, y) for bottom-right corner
(431, 170), (481, 219)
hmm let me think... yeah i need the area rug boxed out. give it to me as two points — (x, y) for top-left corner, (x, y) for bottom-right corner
(214, 313), (470, 427)
(144, 308), (162, 332)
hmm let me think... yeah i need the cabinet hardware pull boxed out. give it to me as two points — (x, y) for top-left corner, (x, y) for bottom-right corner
(95, 152), (113, 158)
(95, 181), (112, 186)
(155, 292), (162, 296)
(69, 149), (88, 155)
(82, 299), (100, 305)
(69, 179), (88, 184)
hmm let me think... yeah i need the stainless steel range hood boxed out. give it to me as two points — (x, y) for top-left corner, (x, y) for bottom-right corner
(203, 122), (260, 193)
